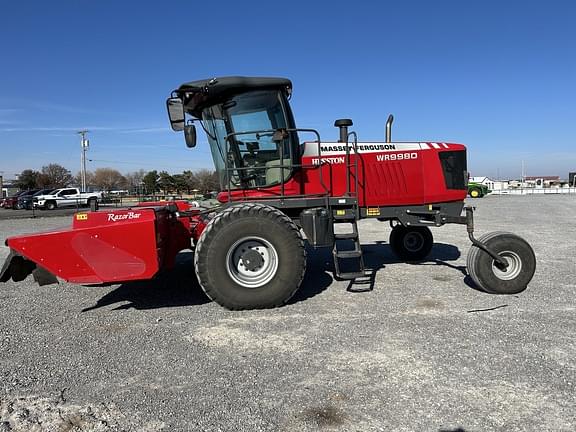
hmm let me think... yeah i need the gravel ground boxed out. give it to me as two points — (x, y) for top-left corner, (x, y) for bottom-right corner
(0, 195), (575, 431)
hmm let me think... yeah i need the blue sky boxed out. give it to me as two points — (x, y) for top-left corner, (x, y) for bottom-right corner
(1, 0), (574, 180)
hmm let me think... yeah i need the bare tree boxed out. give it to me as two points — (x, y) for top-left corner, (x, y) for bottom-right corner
(40, 164), (73, 188)
(124, 169), (146, 193)
(74, 171), (95, 189)
(195, 169), (219, 193)
(92, 168), (126, 192)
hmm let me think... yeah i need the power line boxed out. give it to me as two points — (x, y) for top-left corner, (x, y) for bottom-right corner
(87, 158), (211, 170)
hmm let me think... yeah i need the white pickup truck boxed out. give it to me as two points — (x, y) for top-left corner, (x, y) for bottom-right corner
(34, 188), (102, 210)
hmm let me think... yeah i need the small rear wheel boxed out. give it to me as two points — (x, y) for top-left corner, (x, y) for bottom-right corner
(467, 232), (536, 294)
(389, 225), (433, 261)
(194, 203), (306, 310)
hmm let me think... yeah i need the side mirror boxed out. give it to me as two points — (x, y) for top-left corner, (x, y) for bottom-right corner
(184, 124), (197, 148)
(166, 97), (185, 131)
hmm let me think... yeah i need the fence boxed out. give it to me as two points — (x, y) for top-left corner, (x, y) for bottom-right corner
(490, 188), (576, 195)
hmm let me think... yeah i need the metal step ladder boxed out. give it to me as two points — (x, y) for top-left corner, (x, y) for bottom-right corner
(332, 210), (366, 280)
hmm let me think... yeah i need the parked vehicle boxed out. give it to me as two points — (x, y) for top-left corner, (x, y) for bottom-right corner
(468, 182), (490, 198)
(18, 189), (54, 210)
(2, 191), (27, 209)
(34, 188), (102, 210)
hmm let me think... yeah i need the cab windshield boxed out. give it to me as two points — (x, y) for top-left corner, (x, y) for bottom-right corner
(201, 90), (297, 189)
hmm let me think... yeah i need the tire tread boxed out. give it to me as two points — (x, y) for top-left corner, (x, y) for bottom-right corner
(194, 203), (306, 310)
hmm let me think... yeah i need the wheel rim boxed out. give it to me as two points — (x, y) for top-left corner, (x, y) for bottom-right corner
(403, 231), (425, 252)
(492, 250), (523, 280)
(226, 236), (279, 288)
(471, 190), (479, 197)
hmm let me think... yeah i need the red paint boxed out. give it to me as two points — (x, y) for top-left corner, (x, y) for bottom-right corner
(4, 143), (468, 286)
(218, 143), (467, 205)
(6, 207), (192, 284)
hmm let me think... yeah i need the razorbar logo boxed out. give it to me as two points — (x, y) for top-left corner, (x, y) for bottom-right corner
(107, 212), (142, 222)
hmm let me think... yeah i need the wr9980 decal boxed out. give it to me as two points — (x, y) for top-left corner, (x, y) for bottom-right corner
(376, 152), (418, 161)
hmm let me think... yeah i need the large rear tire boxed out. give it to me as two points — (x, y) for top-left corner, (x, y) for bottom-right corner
(389, 225), (433, 261)
(467, 231), (536, 294)
(194, 203), (306, 310)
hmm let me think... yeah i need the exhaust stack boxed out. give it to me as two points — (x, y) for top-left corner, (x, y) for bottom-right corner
(386, 114), (394, 143)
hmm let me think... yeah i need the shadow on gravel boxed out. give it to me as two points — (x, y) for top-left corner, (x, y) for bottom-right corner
(82, 242), (474, 312)
(368, 241), (462, 264)
(289, 245), (335, 304)
(293, 241), (469, 297)
(84, 247), (335, 311)
(354, 241), (475, 292)
(82, 252), (210, 312)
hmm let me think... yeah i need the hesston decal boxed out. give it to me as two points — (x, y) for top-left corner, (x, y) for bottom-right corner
(312, 152), (419, 165)
(107, 212), (142, 222)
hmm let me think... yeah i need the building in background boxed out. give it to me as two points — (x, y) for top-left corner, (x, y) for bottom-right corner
(1, 180), (19, 198)
(523, 176), (561, 188)
(469, 176), (510, 191)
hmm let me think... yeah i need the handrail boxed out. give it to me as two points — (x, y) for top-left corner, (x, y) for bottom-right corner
(224, 127), (330, 201)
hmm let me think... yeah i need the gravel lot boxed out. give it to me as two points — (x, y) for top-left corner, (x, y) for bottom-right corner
(1, 195), (575, 431)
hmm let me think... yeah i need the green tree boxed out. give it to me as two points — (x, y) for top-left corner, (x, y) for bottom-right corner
(172, 174), (188, 194)
(182, 170), (197, 194)
(158, 171), (175, 193)
(15, 169), (40, 190)
(142, 170), (159, 194)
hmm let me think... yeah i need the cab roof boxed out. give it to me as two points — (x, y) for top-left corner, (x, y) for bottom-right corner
(175, 76), (292, 118)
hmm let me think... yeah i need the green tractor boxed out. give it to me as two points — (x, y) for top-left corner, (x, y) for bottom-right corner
(468, 181), (490, 198)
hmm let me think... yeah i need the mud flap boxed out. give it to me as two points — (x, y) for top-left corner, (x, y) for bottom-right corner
(0, 250), (58, 286)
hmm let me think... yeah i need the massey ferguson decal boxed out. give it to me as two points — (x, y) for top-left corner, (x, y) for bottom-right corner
(320, 143), (398, 152)
(305, 141), (450, 165)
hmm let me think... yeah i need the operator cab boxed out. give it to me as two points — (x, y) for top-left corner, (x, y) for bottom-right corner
(167, 77), (299, 190)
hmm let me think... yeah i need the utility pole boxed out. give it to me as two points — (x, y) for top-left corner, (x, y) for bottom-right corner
(521, 160), (526, 183)
(0, 171), (4, 199)
(77, 130), (89, 192)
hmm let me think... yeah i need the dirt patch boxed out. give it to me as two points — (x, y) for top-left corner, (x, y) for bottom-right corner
(188, 321), (305, 353)
(0, 395), (164, 432)
(301, 405), (345, 427)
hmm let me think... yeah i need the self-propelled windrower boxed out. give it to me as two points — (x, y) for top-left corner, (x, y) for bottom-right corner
(1, 76), (536, 309)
